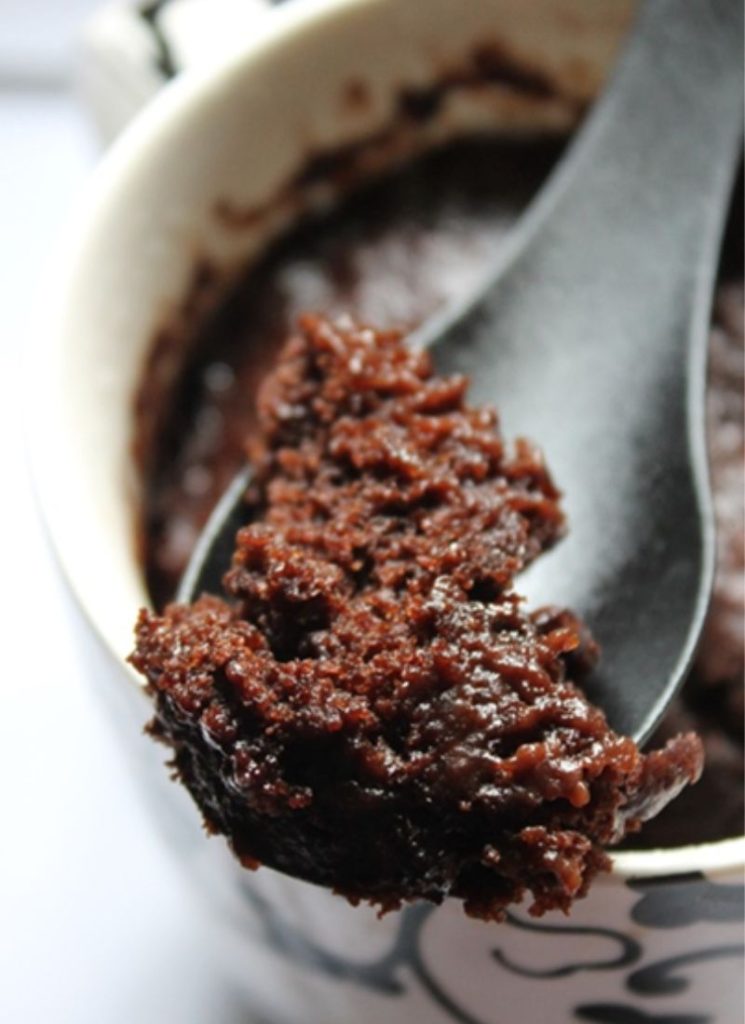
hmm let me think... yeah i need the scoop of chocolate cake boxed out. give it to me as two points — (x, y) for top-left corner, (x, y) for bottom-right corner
(131, 314), (702, 920)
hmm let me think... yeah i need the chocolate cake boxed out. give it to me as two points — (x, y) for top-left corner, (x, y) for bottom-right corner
(131, 315), (703, 920)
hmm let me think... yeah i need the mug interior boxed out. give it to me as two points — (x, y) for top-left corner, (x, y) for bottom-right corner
(34, 0), (744, 883)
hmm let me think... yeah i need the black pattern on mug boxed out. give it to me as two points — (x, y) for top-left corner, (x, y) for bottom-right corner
(492, 913), (641, 978)
(237, 880), (494, 1024)
(139, 1), (179, 78)
(575, 1002), (710, 1023)
(627, 945), (745, 997)
(627, 875), (745, 929)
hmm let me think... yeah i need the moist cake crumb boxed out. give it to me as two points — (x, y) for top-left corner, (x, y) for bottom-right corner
(131, 314), (703, 920)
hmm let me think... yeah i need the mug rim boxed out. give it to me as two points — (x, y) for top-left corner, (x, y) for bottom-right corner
(34, 0), (745, 885)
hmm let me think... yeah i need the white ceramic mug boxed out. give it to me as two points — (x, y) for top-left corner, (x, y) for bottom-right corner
(35, 1), (744, 1021)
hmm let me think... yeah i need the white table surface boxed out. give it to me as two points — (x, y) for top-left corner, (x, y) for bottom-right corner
(0, 85), (254, 1024)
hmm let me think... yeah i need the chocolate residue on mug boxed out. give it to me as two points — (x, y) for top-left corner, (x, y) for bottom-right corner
(342, 78), (372, 114)
(212, 44), (580, 233)
(399, 42), (572, 123)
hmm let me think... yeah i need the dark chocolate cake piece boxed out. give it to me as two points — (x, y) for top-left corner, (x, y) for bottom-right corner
(131, 315), (702, 919)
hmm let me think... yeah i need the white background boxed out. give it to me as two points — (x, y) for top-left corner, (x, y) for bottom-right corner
(1, 3), (255, 1021)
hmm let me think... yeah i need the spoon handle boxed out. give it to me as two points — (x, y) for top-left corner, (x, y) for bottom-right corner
(514, 0), (743, 324)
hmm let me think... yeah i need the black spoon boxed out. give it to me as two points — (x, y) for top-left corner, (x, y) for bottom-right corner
(179, 0), (743, 744)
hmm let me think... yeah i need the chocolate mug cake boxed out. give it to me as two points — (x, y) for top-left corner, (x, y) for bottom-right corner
(131, 313), (704, 919)
(37, 0), (742, 1019)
